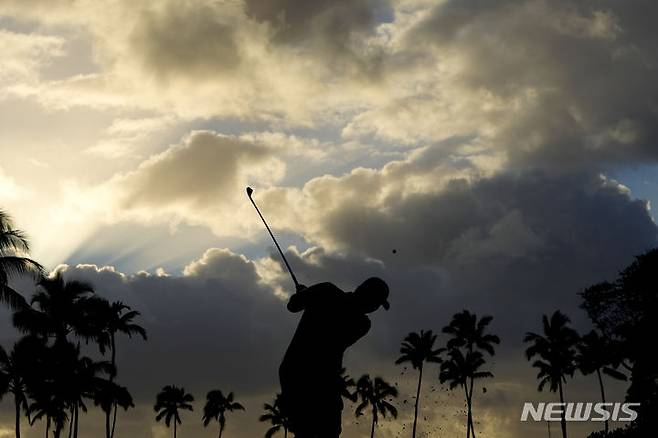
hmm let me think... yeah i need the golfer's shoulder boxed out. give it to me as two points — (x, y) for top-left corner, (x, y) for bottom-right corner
(303, 283), (343, 310)
(318, 281), (341, 290)
(310, 282), (344, 296)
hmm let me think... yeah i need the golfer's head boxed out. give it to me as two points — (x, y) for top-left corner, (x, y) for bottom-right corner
(354, 277), (390, 313)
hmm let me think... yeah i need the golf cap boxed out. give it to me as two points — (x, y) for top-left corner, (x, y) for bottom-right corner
(357, 277), (390, 310)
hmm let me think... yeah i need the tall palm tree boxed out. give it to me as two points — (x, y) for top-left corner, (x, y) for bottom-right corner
(202, 390), (245, 438)
(93, 300), (146, 438)
(524, 311), (580, 438)
(0, 337), (42, 438)
(0, 210), (43, 309)
(259, 393), (290, 438)
(154, 385), (194, 438)
(443, 311), (500, 437)
(355, 375), (398, 438)
(395, 330), (443, 438)
(439, 349), (493, 438)
(576, 330), (627, 435)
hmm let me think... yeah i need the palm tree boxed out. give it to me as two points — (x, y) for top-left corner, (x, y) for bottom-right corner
(443, 311), (500, 437)
(577, 330), (627, 435)
(94, 300), (146, 438)
(259, 393), (290, 438)
(154, 385), (194, 438)
(93, 379), (134, 437)
(439, 349), (493, 438)
(355, 375), (398, 438)
(524, 311), (580, 438)
(202, 390), (245, 438)
(93, 301), (147, 377)
(443, 310), (500, 356)
(0, 210), (43, 309)
(0, 337), (41, 438)
(395, 330), (443, 438)
(13, 272), (95, 342)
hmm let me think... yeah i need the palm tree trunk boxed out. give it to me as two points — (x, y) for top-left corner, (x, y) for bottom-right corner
(463, 384), (471, 438)
(73, 404), (79, 438)
(68, 408), (73, 438)
(110, 333), (117, 438)
(371, 408), (377, 438)
(412, 364), (423, 438)
(284, 427), (287, 438)
(46, 416), (50, 438)
(547, 420), (551, 438)
(105, 408), (111, 438)
(14, 393), (21, 438)
(467, 377), (475, 438)
(468, 377), (476, 438)
(596, 369), (608, 434)
(558, 380), (567, 438)
(218, 423), (224, 438)
(173, 420), (177, 438)
(111, 403), (118, 438)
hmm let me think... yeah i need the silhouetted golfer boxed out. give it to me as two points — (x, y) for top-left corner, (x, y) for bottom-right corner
(279, 277), (390, 438)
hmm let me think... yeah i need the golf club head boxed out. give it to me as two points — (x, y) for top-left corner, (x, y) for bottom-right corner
(246, 186), (254, 197)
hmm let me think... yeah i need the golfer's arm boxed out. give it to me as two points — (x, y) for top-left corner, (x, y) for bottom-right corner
(286, 282), (329, 312)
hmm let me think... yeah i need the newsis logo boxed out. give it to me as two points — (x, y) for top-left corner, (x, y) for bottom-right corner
(520, 402), (640, 422)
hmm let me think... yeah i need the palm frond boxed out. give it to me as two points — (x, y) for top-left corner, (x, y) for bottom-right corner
(0, 256), (44, 280)
(0, 228), (30, 254)
(0, 284), (28, 310)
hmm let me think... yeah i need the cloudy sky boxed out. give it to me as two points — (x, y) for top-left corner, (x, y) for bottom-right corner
(1, 0), (657, 437)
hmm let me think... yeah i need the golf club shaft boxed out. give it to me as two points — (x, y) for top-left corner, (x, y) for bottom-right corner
(247, 192), (300, 289)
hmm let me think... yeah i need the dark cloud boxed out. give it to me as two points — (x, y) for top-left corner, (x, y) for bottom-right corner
(409, 0), (658, 168)
(125, 0), (392, 85)
(244, 0), (389, 43)
(325, 171), (655, 267)
(244, 0), (391, 79)
(129, 2), (242, 80)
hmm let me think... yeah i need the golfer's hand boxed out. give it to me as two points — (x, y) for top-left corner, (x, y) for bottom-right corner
(288, 285), (308, 313)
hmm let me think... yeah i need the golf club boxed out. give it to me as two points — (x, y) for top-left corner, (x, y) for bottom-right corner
(246, 186), (300, 289)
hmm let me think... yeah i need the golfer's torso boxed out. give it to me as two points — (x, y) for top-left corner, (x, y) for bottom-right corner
(281, 295), (359, 374)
